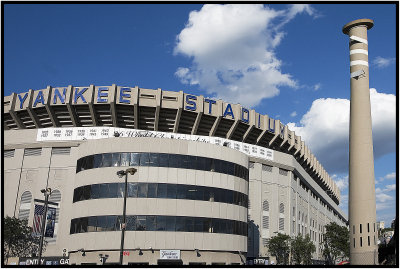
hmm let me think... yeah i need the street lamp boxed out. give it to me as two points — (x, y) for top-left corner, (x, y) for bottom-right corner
(99, 254), (109, 265)
(38, 188), (52, 265)
(117, 168), (137, 265)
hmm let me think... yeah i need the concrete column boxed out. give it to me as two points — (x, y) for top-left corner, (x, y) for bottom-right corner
(342, 19), (377, 265)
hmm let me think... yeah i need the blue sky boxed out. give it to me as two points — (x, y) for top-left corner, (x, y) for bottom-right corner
(4, 3), (397, 226)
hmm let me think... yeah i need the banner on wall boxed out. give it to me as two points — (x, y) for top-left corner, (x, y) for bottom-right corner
(44, 207), (56, 238)
(37, 127), (274, 161)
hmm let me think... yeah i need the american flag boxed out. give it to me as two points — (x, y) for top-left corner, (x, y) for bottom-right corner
(32, 204), (45, 236)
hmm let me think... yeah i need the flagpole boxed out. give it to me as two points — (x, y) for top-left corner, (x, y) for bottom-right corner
(38, 188), (51, 265)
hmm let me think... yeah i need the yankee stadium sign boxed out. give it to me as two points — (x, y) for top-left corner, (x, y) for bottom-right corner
(14, 85), (286, 134)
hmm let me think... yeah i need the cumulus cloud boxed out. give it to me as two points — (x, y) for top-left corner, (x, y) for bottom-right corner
(287, 89), (396, 173)
(174, 4), (316, 107)
(378, 172), (396, 182)
(332, 175), (348, 191)
(376, 193), (394, 203)
(373, 56), (395, 68)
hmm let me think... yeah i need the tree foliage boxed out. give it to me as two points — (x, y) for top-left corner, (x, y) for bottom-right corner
(291, 234), (316, 265)
(323, 222), (349, 265)
(3, 216), (46, 263)
(267, 233), (291, 265)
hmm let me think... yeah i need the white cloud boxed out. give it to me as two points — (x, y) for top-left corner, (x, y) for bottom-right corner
(373, 56), (395, 68)
(313, 83), (321, 91)
(385, 172), (396, 180)
(384, 184), (396, 192)
(174, 4), (316, 107)
(287, 88), (396, 173)
(290, 111), (297, 117)
(376, 193), (394, 203)
(332, 175), (348, 191)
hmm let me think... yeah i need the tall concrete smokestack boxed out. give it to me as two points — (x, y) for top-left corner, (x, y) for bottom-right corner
(342, 19), (377, 265)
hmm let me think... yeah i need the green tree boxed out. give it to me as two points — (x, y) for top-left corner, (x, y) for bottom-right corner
(323, 222), (349, 265)
(3, 216), (46, 264)
(291, 234), (316, 265)
(267, 233), (291, 265)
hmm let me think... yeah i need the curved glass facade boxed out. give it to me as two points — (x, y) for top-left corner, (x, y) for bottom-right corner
(76, 152), (249, 181)
(73, 183), (248, 207)
(70, 215), (248, 236)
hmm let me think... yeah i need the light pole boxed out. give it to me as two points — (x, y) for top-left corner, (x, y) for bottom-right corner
(38, 187), (52, 265)
(117, 168), (137, 265)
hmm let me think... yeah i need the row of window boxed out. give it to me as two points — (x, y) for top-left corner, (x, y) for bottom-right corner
(353, 223), (375, 234)
(70, 215), (248, 236)
(73, 183), (248, 207)
(76, 152), (249, 181)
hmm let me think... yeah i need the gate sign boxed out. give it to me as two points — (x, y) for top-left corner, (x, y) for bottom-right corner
(160, 250), (180, 260)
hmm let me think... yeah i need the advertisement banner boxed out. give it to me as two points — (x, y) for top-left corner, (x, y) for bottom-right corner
(37, 127), (274, 161)
(44, 207), (56, 238)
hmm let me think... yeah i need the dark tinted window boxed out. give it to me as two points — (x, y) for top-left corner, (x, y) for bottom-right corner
(194, 217), (204, 232)
(120, 153), (131, 166)
(168, 154), (179, 168)
(117, 183), (125, 198)
(185, 217), (194, 232)
(140, 153), (150, 166)
(136, 216), (146, 231)
(196, 156), (206, 170)
(137, 183), (148, 198)
(167, 184), (177, 199)
(187, 156), (197, 169)
(112, 153), (121, 167)
(99, 184), (109, 198)
(82, 185), (91, 200)
(130, 153), (140, 166)
(149, 153), (159, 167)
(97, 216), (108, 231)
(147, 183), (157, 198)
(107, 183), (118, 198)
(126, 216), (137, 231)
(106, 215), (117, 231)
(102, 153), (112, 167)
(79, 218), (88, 233)
(156, 216), (167, 231)
(93, 154), (103, 168)
(158, 153), (169, 167)
(157, 184), (167, 198)
(86, 155), (94, 169)
(128, 183), (138, 198)
(177, 185), (187, 199)
(91, 184), (100, 199)
(166, 216), (176, 231)
(146, 216), (156, 231)
(175, 216), (185, 231)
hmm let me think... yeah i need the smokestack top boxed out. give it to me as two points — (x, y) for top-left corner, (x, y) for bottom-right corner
(342, 18), (374, 35)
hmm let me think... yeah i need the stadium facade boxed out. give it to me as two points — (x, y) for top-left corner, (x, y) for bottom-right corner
(4, 85), (347, 265)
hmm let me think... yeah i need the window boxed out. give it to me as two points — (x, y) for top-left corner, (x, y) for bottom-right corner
(353, 238), (355, 248)
(368, 236), (370, 246)
(166, 216), (176, 231)
(262, 216), (269, 229)
(167, 184), (177, 199)
(18, 191), (32, 220)
(102, 153), (112, 167)
(130, 153), (140, 166)
(93, 154), (103, 168)
(279, 218), (284, 230)
(120, 153), (130, 166)
(353, 225), (355, 234)
(360, 237), (362, 247)
(263, 200), (269, 211)
(157, 184), (167, 198)
(279, 203), (285, 214)
(360, 224), (362, 234)
(111, 153), (121, 167)
(279, 168), (288, 176)
(146, 216), (156, 231)
(262, 164), (272, 172)
(127, 183), (138, 198)
(24, 148), (42, 156)
(52, 147), (71, 155)
(4, 149), (15, 158)
(367, 223), (370, 233)
(136, 216), (146, 231)
(137, 183), (148, 198)
(147, 183), (157, 198)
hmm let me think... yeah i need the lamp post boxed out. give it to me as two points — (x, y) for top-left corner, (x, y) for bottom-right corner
(117, 168), (137, 265)
(38, 188), (52, 265)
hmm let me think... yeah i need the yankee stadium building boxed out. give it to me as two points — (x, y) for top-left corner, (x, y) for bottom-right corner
(4, 85), (347, 265)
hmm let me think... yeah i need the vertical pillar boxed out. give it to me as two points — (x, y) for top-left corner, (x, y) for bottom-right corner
(342, 19), (377, 265)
